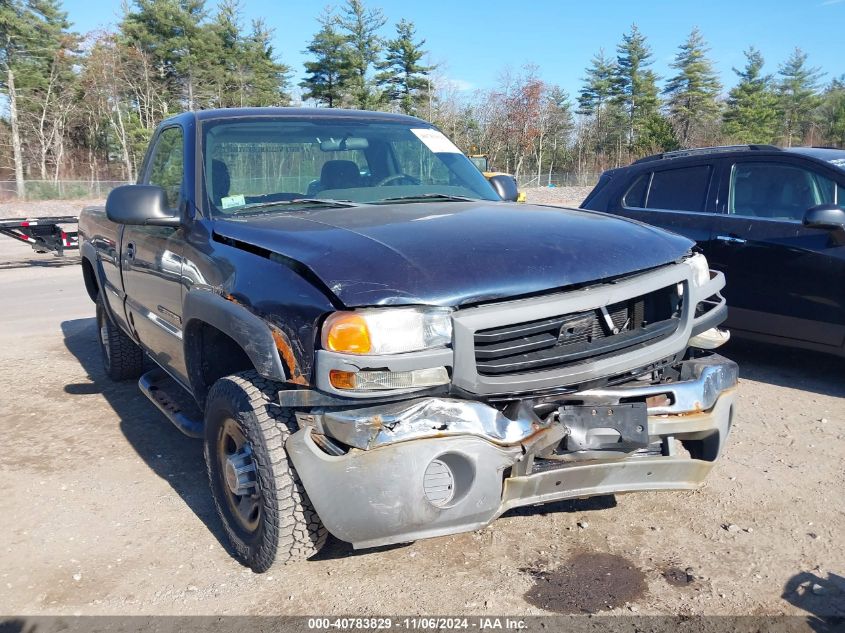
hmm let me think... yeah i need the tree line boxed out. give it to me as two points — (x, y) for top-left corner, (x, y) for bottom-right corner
(1, 0), (844, 198)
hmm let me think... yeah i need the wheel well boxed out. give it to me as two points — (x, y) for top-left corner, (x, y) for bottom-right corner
(185, 320), (256, 408)
(81, 257), (99, 302)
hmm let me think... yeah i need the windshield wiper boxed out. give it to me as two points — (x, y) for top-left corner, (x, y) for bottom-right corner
(376, 193), (479, 203)
(234, 198), (357, 214)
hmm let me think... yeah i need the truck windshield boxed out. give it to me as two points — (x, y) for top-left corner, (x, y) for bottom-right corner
(201, 117), (499, 216)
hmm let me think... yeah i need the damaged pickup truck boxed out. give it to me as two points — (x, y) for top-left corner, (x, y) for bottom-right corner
(79, 107), (736, 572)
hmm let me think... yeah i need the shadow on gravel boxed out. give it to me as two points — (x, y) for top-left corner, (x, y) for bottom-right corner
(313, 538), (410, 561)
(60, 317), (233, 556)
(782, 570), (845, 631)
(721, 338), (845, 399)
(501, 494), (617, 519)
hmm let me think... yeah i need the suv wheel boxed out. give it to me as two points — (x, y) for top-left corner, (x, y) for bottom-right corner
(96, 296), (144, 381)
(204, 370), (327, 572)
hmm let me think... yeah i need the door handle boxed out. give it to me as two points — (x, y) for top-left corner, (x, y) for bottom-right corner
(125, 241), (136, 261)
(716, 235), (747, 245)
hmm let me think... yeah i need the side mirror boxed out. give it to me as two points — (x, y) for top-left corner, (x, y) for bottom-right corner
(803, 204), (845, 231)
(488, 174), (520, 202)
(106, 185), (180, 227)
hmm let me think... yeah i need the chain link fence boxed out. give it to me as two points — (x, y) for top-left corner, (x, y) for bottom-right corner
(516, 172), (602, 188)
(0, 180), (130, 201)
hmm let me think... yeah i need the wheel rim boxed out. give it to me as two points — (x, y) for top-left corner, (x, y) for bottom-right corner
(218, 418), (261, 533)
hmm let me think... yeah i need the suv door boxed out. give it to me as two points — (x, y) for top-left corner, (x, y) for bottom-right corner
(608, 162), (719, 254)
(709, 157), (845, 348)
(121, 125), (189, 383)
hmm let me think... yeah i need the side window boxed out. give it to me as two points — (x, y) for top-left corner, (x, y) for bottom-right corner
(728, 162), (837, 220)
(622, 173), (649, 208)
(645, 166), (712, 212)
(147, 127), (184, 209)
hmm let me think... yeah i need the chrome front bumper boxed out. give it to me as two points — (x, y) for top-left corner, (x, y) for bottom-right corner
(286, 354), (737, 549)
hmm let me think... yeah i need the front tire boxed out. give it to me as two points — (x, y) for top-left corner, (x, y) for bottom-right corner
(96, 296), (144, 381)
(204, 371), (327, 572)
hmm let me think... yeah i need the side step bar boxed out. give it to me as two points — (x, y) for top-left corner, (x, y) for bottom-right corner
(139, 369), (204, 438)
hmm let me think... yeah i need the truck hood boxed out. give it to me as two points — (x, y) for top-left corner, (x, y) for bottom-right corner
(212, 201), (693, 307)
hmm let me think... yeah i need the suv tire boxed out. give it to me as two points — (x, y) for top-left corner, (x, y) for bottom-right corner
(204, 370), (327, 572)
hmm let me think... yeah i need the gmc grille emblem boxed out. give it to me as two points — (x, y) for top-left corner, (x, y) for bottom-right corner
(558, 317), (593, 343)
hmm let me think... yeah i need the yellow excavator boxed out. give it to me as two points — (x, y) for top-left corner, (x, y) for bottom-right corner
(468, 154), (526, 202)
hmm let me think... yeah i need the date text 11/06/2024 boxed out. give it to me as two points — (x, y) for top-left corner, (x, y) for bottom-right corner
(306, 617), (528, 630)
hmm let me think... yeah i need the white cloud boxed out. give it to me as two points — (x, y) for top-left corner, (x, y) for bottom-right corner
(444, 78), (476, 92)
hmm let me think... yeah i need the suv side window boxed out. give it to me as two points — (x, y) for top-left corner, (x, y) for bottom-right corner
(622, 173), (649, 208)
(728, 162), (839, 220)
(146, 126), (184, 210)
(645, 165), (712, 212)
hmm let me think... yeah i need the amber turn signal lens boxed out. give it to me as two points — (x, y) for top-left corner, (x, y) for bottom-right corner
(329, 370), (357, 390)
(324, 313), (371, 354)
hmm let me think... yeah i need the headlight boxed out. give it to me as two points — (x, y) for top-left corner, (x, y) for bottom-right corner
(329, 367), (450, 391)
(322, 307), (453, 355)
(685, 253), (711, 287)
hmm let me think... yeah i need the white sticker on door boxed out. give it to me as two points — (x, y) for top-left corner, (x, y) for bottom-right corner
(411, 128), (462, 154)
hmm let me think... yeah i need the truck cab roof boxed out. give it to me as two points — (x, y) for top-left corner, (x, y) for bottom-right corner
(162, 107), (428, 126)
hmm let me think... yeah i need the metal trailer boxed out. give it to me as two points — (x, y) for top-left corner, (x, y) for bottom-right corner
(0, 216), (79, 255)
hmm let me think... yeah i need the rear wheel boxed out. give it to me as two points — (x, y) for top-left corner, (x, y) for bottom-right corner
(204, 370), (327, 572)
(96, 296), (144, 381)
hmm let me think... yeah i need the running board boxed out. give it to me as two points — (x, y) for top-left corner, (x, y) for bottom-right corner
(139, 369), (204, 438)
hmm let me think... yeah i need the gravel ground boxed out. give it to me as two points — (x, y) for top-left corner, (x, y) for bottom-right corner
(0, 198), (102, 220)
(0, 202), (843, 619)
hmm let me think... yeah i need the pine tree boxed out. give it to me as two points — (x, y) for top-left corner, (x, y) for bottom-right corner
(1, 0), (77, 190)
(577, 50), (616, 117)
(722, 47), (779, 144)
(338, 0), (386, 109)
(613, 24), (663, 151)
(663, 27), (722, 147)
(818, 76), (845, 147)
(205, 0), (241, 107)
(375, 19), (433, 115)
(0, 0), (41, 195)
(300, 10), (353, 108)
(240, 19), (291, 106)
(120, 0), (208, 110)
(777, 48), (824, 146)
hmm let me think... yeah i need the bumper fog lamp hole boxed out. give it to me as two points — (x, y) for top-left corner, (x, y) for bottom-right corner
(423, 453), (475, 508)
(423, 459), (454, 507)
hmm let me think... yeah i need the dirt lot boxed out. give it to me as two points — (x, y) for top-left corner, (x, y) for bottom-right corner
(0, 196), (843, 618)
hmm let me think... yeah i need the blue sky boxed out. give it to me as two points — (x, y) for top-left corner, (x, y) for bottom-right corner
(63, 0), (845, 101)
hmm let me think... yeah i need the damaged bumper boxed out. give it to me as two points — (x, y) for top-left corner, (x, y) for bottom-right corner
(286, 354), (737, 549)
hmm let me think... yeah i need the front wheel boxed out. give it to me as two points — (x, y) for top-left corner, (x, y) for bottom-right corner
(204, 371), (327, 572)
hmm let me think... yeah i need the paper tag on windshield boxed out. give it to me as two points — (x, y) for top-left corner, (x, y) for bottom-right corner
(411, 128), (462, 154)
(220, 194), (245, 209)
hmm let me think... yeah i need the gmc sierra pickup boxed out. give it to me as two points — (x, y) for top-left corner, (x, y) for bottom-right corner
(79, 107), (736, 573)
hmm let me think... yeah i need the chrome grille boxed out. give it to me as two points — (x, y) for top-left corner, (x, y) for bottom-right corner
(474, 285), (681, 376)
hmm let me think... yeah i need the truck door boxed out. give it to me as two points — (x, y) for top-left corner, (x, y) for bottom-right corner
(121, 125), (189, 384)
(709, 158), (845, 348)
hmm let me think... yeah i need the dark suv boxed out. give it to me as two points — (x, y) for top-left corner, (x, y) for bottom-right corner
(582, 145), (845, 356)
